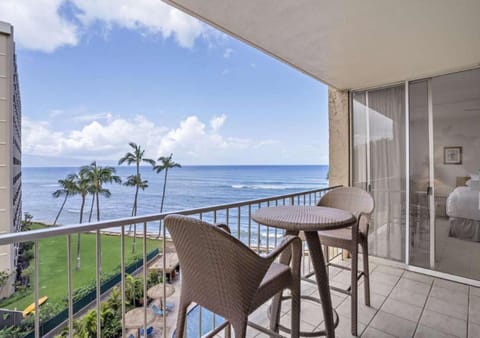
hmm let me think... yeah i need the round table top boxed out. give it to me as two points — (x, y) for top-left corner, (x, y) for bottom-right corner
(125, 307), (155, 329)
(252, 205), (356, 232)
(147, 283), (175, 299)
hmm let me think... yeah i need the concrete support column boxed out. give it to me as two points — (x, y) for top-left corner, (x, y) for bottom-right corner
(328, 87), (350, 187)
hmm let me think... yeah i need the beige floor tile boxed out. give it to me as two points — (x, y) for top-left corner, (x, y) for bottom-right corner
(468, 322), (480, 338)
(389, 286), (428, 308)
(381, 297), (423, 323)
(294, 298), (325, 327)
(333, 270), (353, 285)
(420, 309), (466, 338)
(330, 279), (352, 292)
(425, 296), (468, 320)
(279, 312), (318, 334)
(358, 291), (387, 309)
(430, 286), (468, 307)
(433, 279), (469, 293)
(329, 314), (366, 338)
(470, 286), (480, 298)
(370, 311), (417, 338)
(308, 289), (348, 309)
(336, 297), (378, 325)
(374, 265), (404, 278)
(402, 271), (434, 285)
(248, 305), (270, 328)
(368, 279), (395, 297)
(370, 271), (401, 286)
(301, 280), (318, 296)
(414, 325), (458, 338)
(395, 278), (431, 296)
(361, 327), (396, 338)
(468, 295), (480, 325)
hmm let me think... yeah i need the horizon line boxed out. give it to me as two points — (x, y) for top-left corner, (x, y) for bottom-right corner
(22, 163), (329, 168)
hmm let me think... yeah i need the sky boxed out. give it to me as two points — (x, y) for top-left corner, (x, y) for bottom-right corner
(0, 0), (329, 166)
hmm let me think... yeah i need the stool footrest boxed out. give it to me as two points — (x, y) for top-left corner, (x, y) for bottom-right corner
(268, 295), (339, 337)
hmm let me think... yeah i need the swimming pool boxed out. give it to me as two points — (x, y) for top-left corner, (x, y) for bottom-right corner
(172, 305), (225, 337)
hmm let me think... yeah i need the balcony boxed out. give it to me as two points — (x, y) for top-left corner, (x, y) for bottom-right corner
(0, 186), (477, 338)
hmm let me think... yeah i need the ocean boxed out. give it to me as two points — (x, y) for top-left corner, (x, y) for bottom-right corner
(22, 165), (329, 235)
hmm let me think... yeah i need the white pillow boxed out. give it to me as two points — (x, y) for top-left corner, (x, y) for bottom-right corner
(468, 179), (480, 191)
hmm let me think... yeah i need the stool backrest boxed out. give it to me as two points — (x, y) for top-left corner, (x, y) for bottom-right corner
(318, 187), (374, 234)
(164, 214), (271, 320)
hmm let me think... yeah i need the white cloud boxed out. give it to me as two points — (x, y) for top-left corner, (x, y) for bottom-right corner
(71, 0), (207, 49)
(0, 0), (213, 52)
(22, 113), (279, 164)
(223, 48), (233, 58)
(0, 0), (78, 52)
(210, 114), (226, 131)
(156, 115), (278, 163)
(72, 112), (113, 122)
(22, 115), (166, 159)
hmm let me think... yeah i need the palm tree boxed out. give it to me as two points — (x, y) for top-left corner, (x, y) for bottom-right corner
(153, 153), (181, 237)
(82, 309), (98, 337)
(124, 174), (149, 253)
(119, 143), (155, 252)
(80, 161), (121, 222)
(118, 143), (155, 222)
(72, 171), (92, 270)
(52, 174), (77, 226)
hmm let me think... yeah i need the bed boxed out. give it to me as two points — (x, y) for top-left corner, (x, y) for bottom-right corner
(446, 183), (480, 241)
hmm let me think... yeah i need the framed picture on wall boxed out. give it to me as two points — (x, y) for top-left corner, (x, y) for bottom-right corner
(444, 146), (462, 164)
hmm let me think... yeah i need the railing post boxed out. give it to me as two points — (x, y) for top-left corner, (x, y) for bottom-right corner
(121, 225), (126, 335)
(162, 218), (167, 338)
(96, 230), (101, 338)
(34, 240), (40, 338)
(67, 234), (73, 337)
(143, 222), (148, 336)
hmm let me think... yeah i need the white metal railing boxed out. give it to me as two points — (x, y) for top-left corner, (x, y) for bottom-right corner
(0, 186), (340, 338)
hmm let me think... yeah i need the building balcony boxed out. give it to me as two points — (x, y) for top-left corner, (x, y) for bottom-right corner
(0, 186), (477, 338)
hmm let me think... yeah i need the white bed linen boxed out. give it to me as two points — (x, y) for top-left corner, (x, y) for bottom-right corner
(446, 186), (480, 221)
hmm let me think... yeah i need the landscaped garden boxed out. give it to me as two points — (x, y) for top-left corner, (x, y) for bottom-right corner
(0, 222), (160, 311)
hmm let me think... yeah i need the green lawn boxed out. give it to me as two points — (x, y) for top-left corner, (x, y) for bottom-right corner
(0, 223), (160, 311)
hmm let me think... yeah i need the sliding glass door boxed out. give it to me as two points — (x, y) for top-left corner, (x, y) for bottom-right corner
(352, 84), (406, 261)
(353, 68), (480, 281)
(409, 69), (480, 280)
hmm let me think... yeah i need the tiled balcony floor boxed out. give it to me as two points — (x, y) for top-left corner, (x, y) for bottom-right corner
(151, 255), (479, 338)
(245, 255), (478, 338)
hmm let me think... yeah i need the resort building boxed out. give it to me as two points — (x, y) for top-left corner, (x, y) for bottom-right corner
(0, 21), (21, 298)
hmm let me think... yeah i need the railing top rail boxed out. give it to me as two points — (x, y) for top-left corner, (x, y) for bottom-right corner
(0, 186), (340, 245)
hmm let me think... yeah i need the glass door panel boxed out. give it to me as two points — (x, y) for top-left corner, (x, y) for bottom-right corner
(431, 68), (480, 280)
(408, 80), (432, 269)
(352, 85), (406, 261)
(368, 86), (406, 261)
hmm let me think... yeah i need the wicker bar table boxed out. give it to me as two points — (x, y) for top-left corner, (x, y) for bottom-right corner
(252, 205), (356, 338)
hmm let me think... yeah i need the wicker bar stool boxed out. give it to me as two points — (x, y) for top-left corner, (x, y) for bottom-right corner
(165, 214), (302, 338)
(313, 187), (374, 336)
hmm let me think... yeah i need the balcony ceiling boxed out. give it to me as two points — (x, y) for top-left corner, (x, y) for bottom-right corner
(163, 0), (480, 90)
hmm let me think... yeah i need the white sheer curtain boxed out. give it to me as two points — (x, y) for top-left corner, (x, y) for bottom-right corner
(352, 85), (406, 261)
(352, 92), (367, 190)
